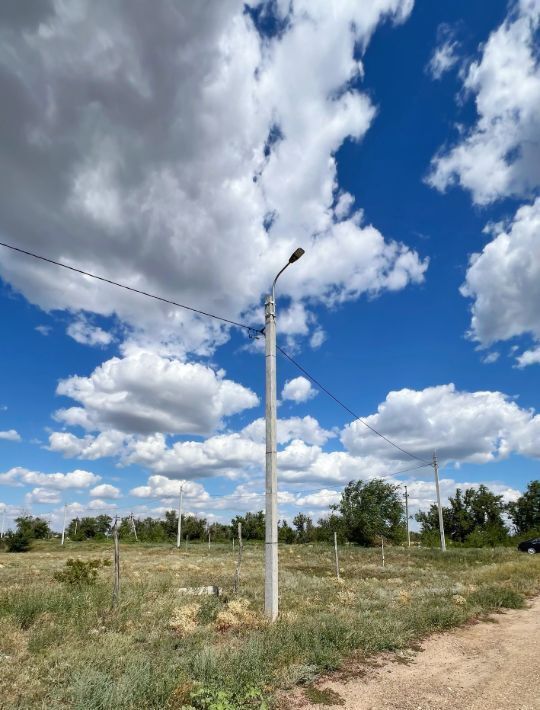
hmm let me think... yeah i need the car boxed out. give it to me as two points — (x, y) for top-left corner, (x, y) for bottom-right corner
(517, 538), (540, 554)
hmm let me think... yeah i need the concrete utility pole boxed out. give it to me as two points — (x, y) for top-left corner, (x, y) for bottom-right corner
(334, 531), (340, 580)
(130, 513), (138, 542)
(176, 483), (184, 549)
(433, 452), (446, 552)
(404, 485), (411, 547)
(265, 247), (305, 622)
(61, 504), (67, 546)
(0, 510), (5, 538)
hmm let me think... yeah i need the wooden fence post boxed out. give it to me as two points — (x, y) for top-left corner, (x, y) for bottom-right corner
(233, 522), (243, 593)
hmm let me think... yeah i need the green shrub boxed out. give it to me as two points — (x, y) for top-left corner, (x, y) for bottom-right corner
(5, 531), (32, 552)
(53, 558), (109, 585)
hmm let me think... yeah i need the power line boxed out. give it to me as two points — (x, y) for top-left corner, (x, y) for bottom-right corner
(0, 241), (260, 335)
(276, 344), (431, 465)
(0, 240), (430, 464)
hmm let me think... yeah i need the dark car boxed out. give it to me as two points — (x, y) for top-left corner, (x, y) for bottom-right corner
(518, 538), (540, 554)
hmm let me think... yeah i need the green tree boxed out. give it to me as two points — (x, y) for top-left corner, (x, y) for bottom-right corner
(5, 530), (32, 552)
(278, 519), (295, 544)
(332, 479), (405, 546)
(292, 513), (315, 543)
(416, 485), (508, 545)
(73, 516), (112, 539)
(507, 480), (540, 535)
(15, 516), (51, 540)
(231, 511), (265, 540)
(314, 513), (345, 543)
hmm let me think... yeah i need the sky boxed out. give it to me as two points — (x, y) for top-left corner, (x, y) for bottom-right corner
(1, 0), (539, 532)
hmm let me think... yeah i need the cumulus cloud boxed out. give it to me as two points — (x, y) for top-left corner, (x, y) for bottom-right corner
(54, 351), (259, 436)
(426, 24), (460, 80)
(66, 317), (113, 347)
(130, 476), (208, 501)
(281, 376), (317, 403)
(0, 429), (21, 442)
(0, 467), (100, 489)
(88, 499), (118, 511)
(428, 0), (540, 204)
(0, 0), (425, 356)
(25, 488), (62, 506)
(461, 199), (540, 352)
(89, 483), (121, 499)
(48, 430), (126, 460)
(341, 383), (540, 464)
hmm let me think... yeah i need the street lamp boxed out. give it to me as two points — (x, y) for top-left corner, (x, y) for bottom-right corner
(265, 247), (305, 621)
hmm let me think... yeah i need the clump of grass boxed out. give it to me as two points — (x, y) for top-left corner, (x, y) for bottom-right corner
(214, 598), (262, 632)
(304, 685), (345, 706)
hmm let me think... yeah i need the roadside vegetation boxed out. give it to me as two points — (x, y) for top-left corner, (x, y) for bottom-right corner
(1, 540), (539, 709)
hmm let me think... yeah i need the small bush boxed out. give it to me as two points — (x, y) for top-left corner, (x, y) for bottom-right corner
(5, 531), (31, 553)
(53, 558), (108, 585)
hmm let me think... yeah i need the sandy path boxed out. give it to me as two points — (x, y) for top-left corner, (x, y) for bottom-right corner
(288, 597), (540, 710)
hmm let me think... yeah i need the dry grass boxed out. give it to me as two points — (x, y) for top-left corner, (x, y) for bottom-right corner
(1, 540), (539, 708)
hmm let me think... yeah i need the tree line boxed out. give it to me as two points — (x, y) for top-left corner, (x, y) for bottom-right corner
(2, 479), (539, 551)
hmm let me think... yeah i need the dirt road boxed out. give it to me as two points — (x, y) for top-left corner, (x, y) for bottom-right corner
(289, 596), (540, 710)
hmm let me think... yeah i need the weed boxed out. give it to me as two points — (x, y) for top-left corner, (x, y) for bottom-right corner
(304, 685), (345, 706)
(53, 558), (109, 586)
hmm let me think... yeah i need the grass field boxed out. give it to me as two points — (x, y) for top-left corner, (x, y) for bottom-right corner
(1, 540), (539, 709)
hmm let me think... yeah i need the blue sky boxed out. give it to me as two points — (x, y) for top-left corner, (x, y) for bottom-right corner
(1, 0), (539, 531)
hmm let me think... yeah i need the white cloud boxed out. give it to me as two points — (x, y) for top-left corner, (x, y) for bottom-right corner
(48, 430), (126, 460)
(341, 383), (540, 464)
(281, 376), (317, 403)
(428, 0), (540, 204)
(130, 476), (208, 501)
(0, 467), (100, 489)
(296, 489), (341, 508)
(66, 317), (113, 347)
(0, 429), (21, 442)
(426, 25), (460, 80)
(309, 328), (326, 349)
(516, 345), (540, 368)
(35, 325), (52, 336)
(0, 0), (424, 356)
(54, 352), (259, 435)
(482, 352), (500, 364)
(25, 488), (61, 506)
(242, 415), (334, 446)
(461, 198), (540, 351)
(88, 499), (118, 511)
(89, 483), (121, 499)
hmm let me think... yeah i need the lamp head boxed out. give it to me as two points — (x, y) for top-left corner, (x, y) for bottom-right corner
(288, 247), (305, 264)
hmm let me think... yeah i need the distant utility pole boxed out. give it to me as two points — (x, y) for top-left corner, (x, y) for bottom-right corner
(112, 516), (120, 606)
(0, 510), (5, 538)
(404, 485), (411, 547)
(265, 247), (305, 622)
(129, 513), (138, 541)
(432, 452), (446, 552)
(61, 504), (67, 546)
(176, 483), (184, 549)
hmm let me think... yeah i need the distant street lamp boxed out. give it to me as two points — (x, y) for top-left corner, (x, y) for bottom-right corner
(264, 247), (305, 621)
